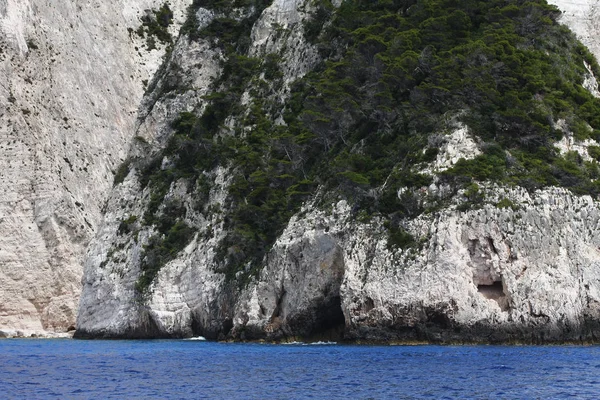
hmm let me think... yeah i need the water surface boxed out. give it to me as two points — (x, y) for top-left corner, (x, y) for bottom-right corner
(1, 339), (599, 398)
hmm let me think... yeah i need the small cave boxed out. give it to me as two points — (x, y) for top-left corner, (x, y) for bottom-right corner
(191, 313), (233, 340)
(286, 294), (346, 342)
(270, 288), (286, 323)
(221, 318), (234, 337)
(477, 281), (509, 311)
(309, 295), (346, 341)
(363, 297), (375, 313)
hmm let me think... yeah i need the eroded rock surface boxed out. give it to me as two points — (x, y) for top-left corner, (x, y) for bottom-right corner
(0, 0), (191, 334)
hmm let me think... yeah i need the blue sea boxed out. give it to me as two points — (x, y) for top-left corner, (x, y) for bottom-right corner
(1, 340), (600, 399)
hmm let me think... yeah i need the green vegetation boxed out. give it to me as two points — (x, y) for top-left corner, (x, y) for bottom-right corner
(385, 221), (416, 250)
(118, 215), (138, 235)
(131, 0), (600, 290)
(136, 221), (195, 295)
(496, 197), (519, 210)
(136, 3), (174, 50)
(308, 0), (600, 198)
(26, 39), (38, 50)
(136, 0), (288, 290)
(113, 159), (131, 186)
(303, 0), (335, 43)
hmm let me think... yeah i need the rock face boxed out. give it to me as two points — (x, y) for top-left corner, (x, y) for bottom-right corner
(237, 187), (600, 343)
(0, 0), (191, 335)
(74, 0), (600, 343)
(549, 0), (600, 60)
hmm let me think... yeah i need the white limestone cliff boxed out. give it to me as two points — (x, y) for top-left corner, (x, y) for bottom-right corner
(235, 187), (600, 342)
(549, 0), (600, 61)
(0, 0), (191, 336)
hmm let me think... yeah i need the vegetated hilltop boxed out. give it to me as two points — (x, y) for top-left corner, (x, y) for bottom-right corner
(77, 0), (600, 343)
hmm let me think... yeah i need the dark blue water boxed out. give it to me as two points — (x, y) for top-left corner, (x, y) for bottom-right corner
(1, 340), (600, 399)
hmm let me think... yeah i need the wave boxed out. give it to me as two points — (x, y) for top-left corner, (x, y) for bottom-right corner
(281, 341), (337, 346)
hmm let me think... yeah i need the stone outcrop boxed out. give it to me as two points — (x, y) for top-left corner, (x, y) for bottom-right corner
(0, 0), (191, 336)
(75, 0), (600, 343)
(232, 186), (600, 343)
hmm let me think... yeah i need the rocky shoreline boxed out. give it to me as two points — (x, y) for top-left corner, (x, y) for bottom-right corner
(0, 330), (74, 339)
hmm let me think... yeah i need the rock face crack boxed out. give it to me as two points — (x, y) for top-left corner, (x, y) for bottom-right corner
(487, 237), (498, 256)
(270, 287), (286, 323)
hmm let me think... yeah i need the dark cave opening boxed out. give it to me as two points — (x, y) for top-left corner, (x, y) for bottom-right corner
(191, 314), (233, 340)
(309, 295), (346, 341)
(478, 281), (504, 299)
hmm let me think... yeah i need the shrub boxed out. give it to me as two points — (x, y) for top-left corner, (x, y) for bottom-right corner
(136, 221), (194, 294)
(496, 198), (519, 210)
(113, 160), (131, 186)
